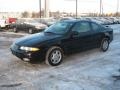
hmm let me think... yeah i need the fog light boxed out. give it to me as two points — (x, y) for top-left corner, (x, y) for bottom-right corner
(23, 58), (30, 62)
(27, 53), (31, 58)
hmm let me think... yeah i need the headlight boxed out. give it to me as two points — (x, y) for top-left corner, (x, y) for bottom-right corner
(20, 46), (40, 51)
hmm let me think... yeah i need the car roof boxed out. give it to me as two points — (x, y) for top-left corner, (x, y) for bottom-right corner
(61, 19), (92, 23)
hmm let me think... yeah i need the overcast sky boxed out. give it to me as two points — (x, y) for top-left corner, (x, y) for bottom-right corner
(0, 0), (119, 14)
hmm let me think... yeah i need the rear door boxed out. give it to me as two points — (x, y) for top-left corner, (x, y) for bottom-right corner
(90, 22), (103, 47)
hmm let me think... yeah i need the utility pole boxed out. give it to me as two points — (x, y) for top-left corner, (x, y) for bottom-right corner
(44, 0), (49, 18)
(39, 0), (41, 18)
(76, 0), (78, 18)
(102, 0), (104, 16)
(117, 0), (119, 16)
(100, 0), (102, 16)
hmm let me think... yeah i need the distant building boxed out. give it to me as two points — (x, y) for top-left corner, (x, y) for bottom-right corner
(0, 12), (21, 19)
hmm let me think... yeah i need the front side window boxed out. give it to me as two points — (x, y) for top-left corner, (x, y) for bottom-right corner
(72, 22), (91, 33)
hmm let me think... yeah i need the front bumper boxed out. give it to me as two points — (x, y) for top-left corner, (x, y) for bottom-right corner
(10, 44), (45, 62)
(0, 24), (6, 28)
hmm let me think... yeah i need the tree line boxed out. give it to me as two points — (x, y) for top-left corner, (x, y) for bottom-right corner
(21, 11), (120, 18)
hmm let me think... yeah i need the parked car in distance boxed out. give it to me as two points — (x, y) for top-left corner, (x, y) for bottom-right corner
(5, 18), (17, 29)
(8, 18), (17, 24)
(10, 20), (113, 66)
(35, 18), (56, 27)
(0, 19), (7, 29)
(59, 17), (76, 21)
(81, 17), (105, 25)
(10, 18), (47, 34)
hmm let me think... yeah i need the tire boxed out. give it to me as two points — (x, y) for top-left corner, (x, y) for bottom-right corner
(100, 38), (109, 52)
(13, 27), (17, 33)
(28, 28), (33, 34)
(45, 46), (63, 66)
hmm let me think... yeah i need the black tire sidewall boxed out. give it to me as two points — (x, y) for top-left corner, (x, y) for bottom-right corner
(101, 38), (109, 52)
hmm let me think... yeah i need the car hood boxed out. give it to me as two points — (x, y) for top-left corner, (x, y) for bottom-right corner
(15, 32), (62, 47)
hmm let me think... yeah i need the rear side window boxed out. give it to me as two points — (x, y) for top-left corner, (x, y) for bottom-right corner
(91, 23), (100, 31)
(72, 22), (91, 33)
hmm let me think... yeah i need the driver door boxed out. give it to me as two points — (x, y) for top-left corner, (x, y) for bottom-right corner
(69, 21), (93, 52)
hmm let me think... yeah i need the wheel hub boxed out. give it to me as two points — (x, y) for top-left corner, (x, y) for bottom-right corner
(51, 50), (62, 64)
(103, 40), (108, 50)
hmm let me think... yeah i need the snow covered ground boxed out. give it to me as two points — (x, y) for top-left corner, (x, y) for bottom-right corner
(109, 24), (120, 34)
(0, 24), (120, 90)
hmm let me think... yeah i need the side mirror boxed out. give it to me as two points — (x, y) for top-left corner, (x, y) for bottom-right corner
(72, 31), (79, 36)
(71, 31), (79, 37)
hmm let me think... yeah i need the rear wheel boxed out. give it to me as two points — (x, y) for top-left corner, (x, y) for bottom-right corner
(45, 46), (63, 66)
(13, 27), (17, 33)
(28, 28), (34, 34)
(100, 38), (109, 52)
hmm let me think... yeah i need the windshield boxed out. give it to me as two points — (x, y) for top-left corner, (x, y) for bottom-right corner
(16, 19), (26, 23)
(44, 22), (73, 34)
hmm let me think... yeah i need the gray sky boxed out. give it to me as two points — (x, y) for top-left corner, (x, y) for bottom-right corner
(0, 0), (119, 14)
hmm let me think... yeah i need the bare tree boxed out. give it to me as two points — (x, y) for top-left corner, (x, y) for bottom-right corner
(31, 12), (37, 18)
(22, 11), (29, 18)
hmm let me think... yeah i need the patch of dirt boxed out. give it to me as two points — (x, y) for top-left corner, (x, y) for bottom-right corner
(112, 69), (120, 81)
(113, 75), (120, 81)
(0, 83), (22, 87)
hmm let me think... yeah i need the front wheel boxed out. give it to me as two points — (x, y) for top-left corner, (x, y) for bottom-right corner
(100, 38), (109, 52)
(45, 46), (63, 66)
